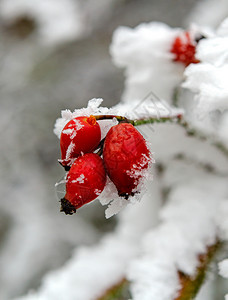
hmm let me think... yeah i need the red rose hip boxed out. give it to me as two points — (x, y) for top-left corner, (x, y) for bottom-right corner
(60, 153), (106, 214)
(170, 31), (200, 67)
(103, 123), (151, 198)
(60, 115), (101, 169)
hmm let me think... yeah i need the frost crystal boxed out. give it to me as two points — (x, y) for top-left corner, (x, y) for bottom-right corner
(54, 98), (115, 139)
(62, 128), (74, 135)
(71, 174), (85, 184)
(98, 177), (128, 218)
(65, 142), (75, 160)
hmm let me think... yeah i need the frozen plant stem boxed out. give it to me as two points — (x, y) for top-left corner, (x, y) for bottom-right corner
(95, 242), (222, 300)
(175, 241), (222, 300)
(94, 114), (183, 126)
(95, 115), (228, 157)
(97, 278), (129, 300)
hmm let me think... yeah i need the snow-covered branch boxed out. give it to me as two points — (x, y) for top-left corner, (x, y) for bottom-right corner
(96, 241), (222, 300)
(175, 242), (221, 300)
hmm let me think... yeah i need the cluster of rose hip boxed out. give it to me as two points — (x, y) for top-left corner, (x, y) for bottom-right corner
(59, 115), (151, 215)
(57, 30), (201, 215)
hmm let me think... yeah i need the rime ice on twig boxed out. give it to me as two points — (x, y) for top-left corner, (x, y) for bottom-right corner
(54, 98), (184, 139)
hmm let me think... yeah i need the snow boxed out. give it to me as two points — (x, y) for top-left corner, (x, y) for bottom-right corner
(219, 259), (228, 278)
(216, 199), (228, 241)
(110, 22), (184, 102)
(179, 19), (228, 147)
(54, 97), (184, 140)
(16, 236), (136, 300)
(15, 181), (160, 300)
(54, 96), (184, 219)
(109, 18), (228, 299)
(72, 119), (84, 132)
(110, 17), (228, 152)
(0, 168), (100, 300)
(98, 171), (153, 219)
(115, 93), (184, 122)
(65, 142), (75, 160)
(54, 98), (112, 139)
(98, 176), (128, 218)
(183, 64), (228, 112)
(62, 128), (74, 135)
(195, 278), (215, 300)
(127, 162), (228, 300)
(16, 12), (228, 300)
(100, 147), (153, 219)
(71, 174), (85, 184)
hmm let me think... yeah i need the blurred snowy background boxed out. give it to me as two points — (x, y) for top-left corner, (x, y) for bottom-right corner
(1, 0), (228, 299)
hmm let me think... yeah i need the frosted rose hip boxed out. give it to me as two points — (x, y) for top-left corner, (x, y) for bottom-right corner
(103, 123), (151, 198)
(60, 115), (101, 168)
(61, 153), (106, 214)
(170, 31), (200, 67)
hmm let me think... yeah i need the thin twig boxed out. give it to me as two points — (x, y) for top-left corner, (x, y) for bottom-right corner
(97, 278), (130, 300)
(95, 241), (222, 300)
(94, 113), (183, 126)
(94, 114), (228, 157)
(175, 241), (222, 300)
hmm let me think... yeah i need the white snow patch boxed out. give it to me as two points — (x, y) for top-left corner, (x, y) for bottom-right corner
(94, 189), (102, 196)
(219, 259), (228, 278)
(110, 22), (185, 102)
(114, 95), (184, 121)
(15, 179), (160, 300)
(73, 119), (84, 130)
(62, 128), (74, 135)
(181, 22), (228, 145)
(98, 177), (129, 218)
(98, 152), (154, 219)
(71, 174), (85, 184)
(65, 142), (75, 160)
(54, 98), (183, 142)
(54, 98), (116, 139)
(216, 199), (228, 241)
(127, 162), (228, 300)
